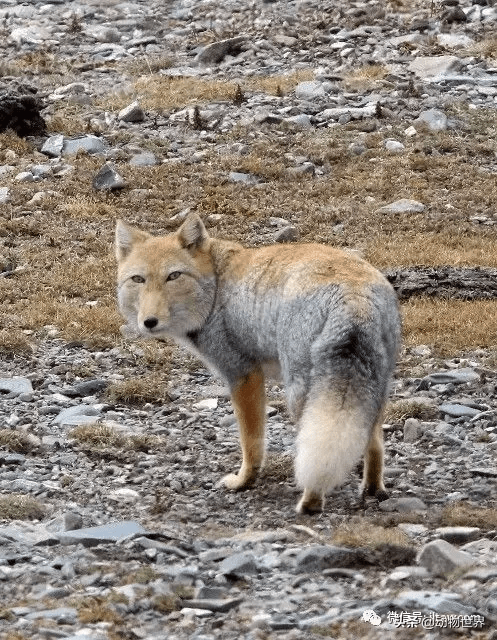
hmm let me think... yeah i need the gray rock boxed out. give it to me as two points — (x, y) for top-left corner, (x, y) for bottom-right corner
(435, 527), (481, 544)
(0, 186), (10, 203)
(129, 152), (158, 166)
(0, 376), (33, 397)
(415, 109), (448, 131)
(92, 162), (126, 190)
(228, 171), (260, 185)
(422, 369), (480, 386)
(195, 36), (247, 65)
(408, 55), (461, 80)
(54, 404), (101, 426)
(294, 545), (359, 572)
(469, 467), (497, 478)
(437, 34), (474, 49)
(58, 521), (147, 546)
(118, 100), (145, 123)
(379, 497), (428, 512)
(385, 140), (405, 153)
(274, 225), (299, 243)
(285, 114), (312, 129)
(219, 552), (258, 576)
(62, 135), (105, 156)
(417, 539), (476, 576)
(181, 598), (243, 612)
(376, 199), (425, 214)
(73, 379), (108, 397)
(385, 590), (474, 616)
(404, 418), (422, 443)
(25, 607), (78, 623)
(439, 403), (480, 418)
(41, 133), (64, 158)
(295, 81), (325, 100)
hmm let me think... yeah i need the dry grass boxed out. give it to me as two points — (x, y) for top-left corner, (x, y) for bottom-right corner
(440, 502), (497, 529)
(0, 429), (36, 454)
(366, 233), (497, 268)
(97, 69), (315, 112)
(341, 64), (388, 91)
(465, 37), (497, 60)
(105, 373), (170, 405)
(1, 89), (497, 358)
(0, 494), (45, 520)
(384, 399), (439, 424)
(402, 299), (497, 353)
(69, 423), (166, 451)
(77, 596), (122, 624)
(331, 519), (411, 549)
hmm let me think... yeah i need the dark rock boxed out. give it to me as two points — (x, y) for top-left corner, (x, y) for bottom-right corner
(92, 162), (126, 191)
(0, 81), (46, 136)
(195, 36), (247, 65)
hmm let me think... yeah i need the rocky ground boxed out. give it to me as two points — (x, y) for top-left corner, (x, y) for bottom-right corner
(1, 0), (497, 638)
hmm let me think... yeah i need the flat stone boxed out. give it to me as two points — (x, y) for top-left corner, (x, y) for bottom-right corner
(73, 379), (108, 397)
(376, 199), (425, 214)
(193, 398), (218, 410)
(0, 376), (33, 397)
(275, 225), (299, 243)
(181, 598), (243, 613)
(54, 404), (101, 426)
(294, 545), (359, 572)
(422, 369), (480, 386)
(62, 135), (105, 156)
(218, 552), (258, 576)
(295, 81), (325, 100)
(228, 171), (260, 185)
(415, 108), (448, 131)
(469, 467), (497, 478)
(379, 497), (427, 512)
(408, 55), (461, 80)
(434, 527), (481, 544)
(195, 36), (247, 65)
(129, 152), (158, 166)
(439, 403), (480, 418)
(390, 590), (475, 615)
(417, 539), (476, 576)
(58, 521), (147, 546)
(404, 418), (422, 443)
(25, 607), (78, 623)
(437, 33), (474, 49)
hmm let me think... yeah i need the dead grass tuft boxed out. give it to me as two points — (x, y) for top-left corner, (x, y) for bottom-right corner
(69, 424), (127, 448)
(384, 399), (439, 424)
(69, 423), (166, 452)
(465, 37), (497, 60)
(0, 429), (36, 454)
(261, 452), (293, 482)
(0, 494), (45, 520)
(77, 596), (122, 624)
(152, 594), (182, 613)
(331, 519), (411, 549)
(120, 566), (161, 585)
(0, 131), (35, 156)
(0, 330), (34, 354)
(440, 502), (497, 529)
(402, 299), (497, 354)
(105, 373), (170, 405)
(341, 64), (388, 91)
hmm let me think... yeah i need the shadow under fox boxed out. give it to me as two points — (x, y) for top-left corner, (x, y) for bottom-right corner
(116, 213), (401, 513)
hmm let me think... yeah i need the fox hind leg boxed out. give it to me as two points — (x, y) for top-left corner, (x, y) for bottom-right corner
(360, 413), (388, 501)
(221, 368), (266, 491)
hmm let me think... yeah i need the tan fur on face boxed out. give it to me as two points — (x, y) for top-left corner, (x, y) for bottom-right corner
(116, 218), (216, 339)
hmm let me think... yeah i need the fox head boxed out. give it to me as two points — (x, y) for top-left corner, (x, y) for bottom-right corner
(115, 213), (216, 339)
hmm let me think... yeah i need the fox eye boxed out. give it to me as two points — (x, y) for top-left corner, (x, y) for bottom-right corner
(131, 275), (145, 283)
(167, 271), (181, 281)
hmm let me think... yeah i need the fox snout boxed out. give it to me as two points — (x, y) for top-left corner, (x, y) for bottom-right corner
(143, 316), (159, 330)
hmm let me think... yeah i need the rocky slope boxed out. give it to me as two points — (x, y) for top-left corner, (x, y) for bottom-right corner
(1, 0), (497, 638)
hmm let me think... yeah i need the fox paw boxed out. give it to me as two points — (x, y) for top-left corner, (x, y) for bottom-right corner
(296, 490), (324, 514)
(219, 472), (252, 491)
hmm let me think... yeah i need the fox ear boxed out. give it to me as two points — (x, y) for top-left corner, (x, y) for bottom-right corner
(115, 220), (151, 261)
(177, 213), (209, 251)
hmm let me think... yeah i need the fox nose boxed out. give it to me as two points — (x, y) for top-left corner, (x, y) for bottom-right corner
(143, 317), (158, 330)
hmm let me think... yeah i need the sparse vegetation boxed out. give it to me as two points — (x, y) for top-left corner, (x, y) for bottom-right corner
(69, 423), (166, 451)
(440, 502), (497, 529)
(105, 373), (170, 405)
(0, 494), (45, 520)
(384, 399), (439, 424)
(331, 519), (411, 549)
(0, 429), (36, 454)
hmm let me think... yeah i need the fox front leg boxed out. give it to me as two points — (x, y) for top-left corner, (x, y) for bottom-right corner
(221, 368), (266, 490)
